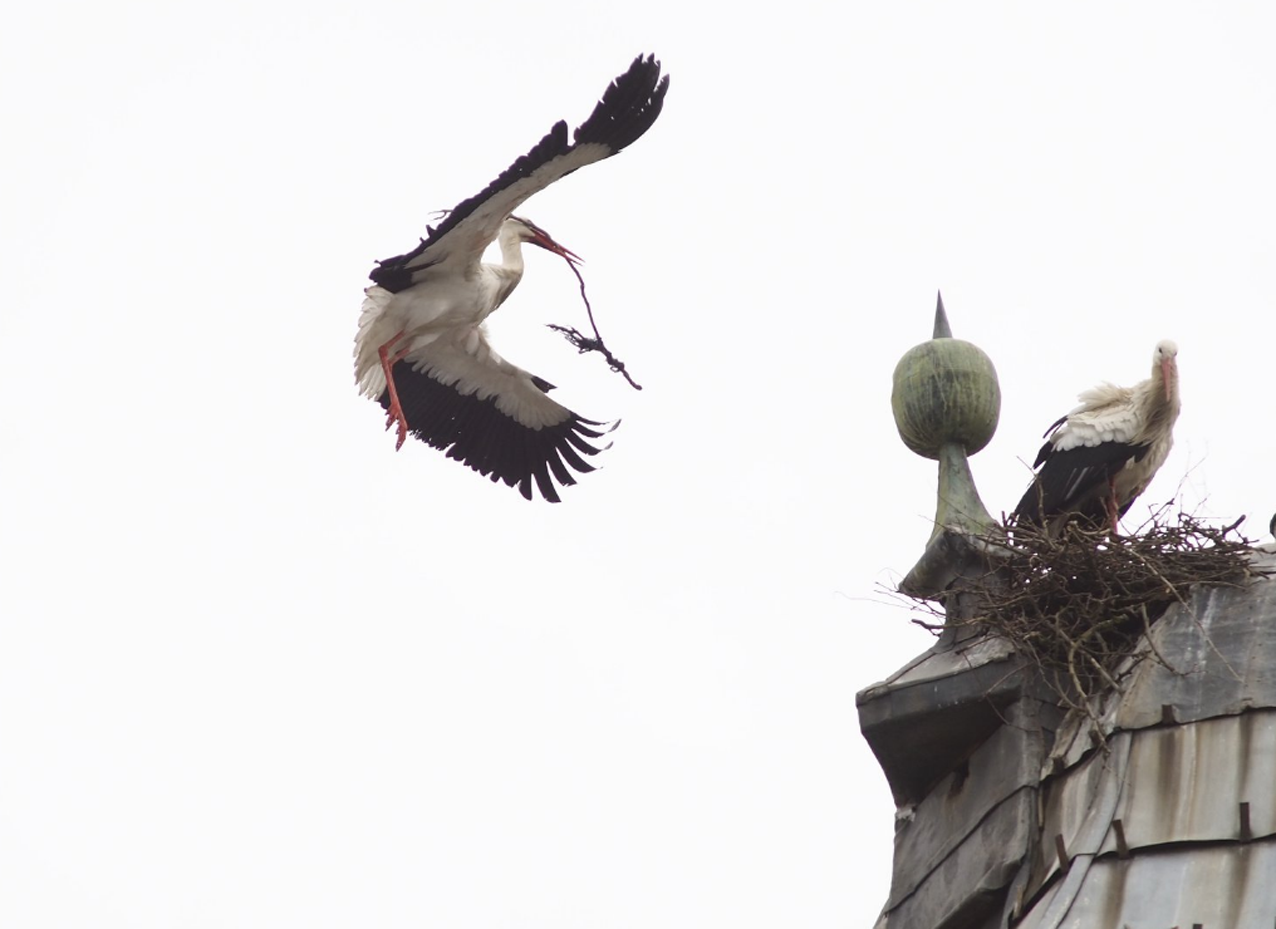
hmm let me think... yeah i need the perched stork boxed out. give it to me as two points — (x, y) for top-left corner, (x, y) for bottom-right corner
(354, 55), (669, 502)
(1013, 340), (1181, 536)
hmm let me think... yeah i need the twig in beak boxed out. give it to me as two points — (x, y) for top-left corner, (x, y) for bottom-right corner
(546, 252), (643, 391)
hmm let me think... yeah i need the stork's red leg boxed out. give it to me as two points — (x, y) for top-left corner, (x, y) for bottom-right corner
(1106, 476), (1120, 536)
(378, 332), (411, 451)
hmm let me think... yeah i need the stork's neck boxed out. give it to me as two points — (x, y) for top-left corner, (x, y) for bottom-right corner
(483, 222), (528, 312)
(1140, 360), (1181, 439)
(496, 222), (528, 277)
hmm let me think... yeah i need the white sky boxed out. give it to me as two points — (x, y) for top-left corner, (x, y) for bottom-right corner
(2, 3), (1274, 927)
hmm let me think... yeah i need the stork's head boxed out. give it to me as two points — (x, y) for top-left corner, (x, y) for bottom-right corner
(1153, 339), (1178, 402)
(507, 215), (582, 265)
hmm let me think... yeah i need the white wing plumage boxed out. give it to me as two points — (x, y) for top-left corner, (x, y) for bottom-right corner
(1049, 384), (1141, 450)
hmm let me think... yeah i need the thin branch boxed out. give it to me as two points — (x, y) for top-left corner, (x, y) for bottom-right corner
(546, 255), (643, 391)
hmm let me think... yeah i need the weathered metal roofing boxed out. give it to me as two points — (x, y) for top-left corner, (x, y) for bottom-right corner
(884, 711), (1041, 924)
(1106, 712), (1276, 849)
(1015, 841), (1276, 928)
(1026, 710), (1276, 906)
(860, 551), (1276, 929)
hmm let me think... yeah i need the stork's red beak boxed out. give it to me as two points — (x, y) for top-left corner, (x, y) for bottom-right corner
(1162, 358), (1174, 402)
(531, 229), (582, 265)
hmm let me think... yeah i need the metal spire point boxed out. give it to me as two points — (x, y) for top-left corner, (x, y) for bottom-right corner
(933, 291), (952, 339)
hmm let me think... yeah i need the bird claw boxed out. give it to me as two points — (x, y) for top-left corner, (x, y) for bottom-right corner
(385, 407), (409, 451)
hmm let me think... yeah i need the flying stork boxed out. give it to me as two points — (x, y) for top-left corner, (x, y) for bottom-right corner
(354, 55), (669, 502)
(1012, 340), (1181, 536)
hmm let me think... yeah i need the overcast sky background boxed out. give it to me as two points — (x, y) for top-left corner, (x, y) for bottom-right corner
(3, 3), (1274, 927)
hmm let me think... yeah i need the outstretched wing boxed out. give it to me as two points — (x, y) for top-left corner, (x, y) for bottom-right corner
(369, 55), (670, 294)
(381, 327), (617, 503)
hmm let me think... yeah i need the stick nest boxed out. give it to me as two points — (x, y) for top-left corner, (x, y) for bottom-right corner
(910, 506), (1273, 716)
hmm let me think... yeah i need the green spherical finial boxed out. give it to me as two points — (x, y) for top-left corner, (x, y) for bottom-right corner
(892, 336), (1001, 460)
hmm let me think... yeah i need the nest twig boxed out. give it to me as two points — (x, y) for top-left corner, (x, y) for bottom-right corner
(904, 504), (1272, 726)
(547, 254), (642, 391)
